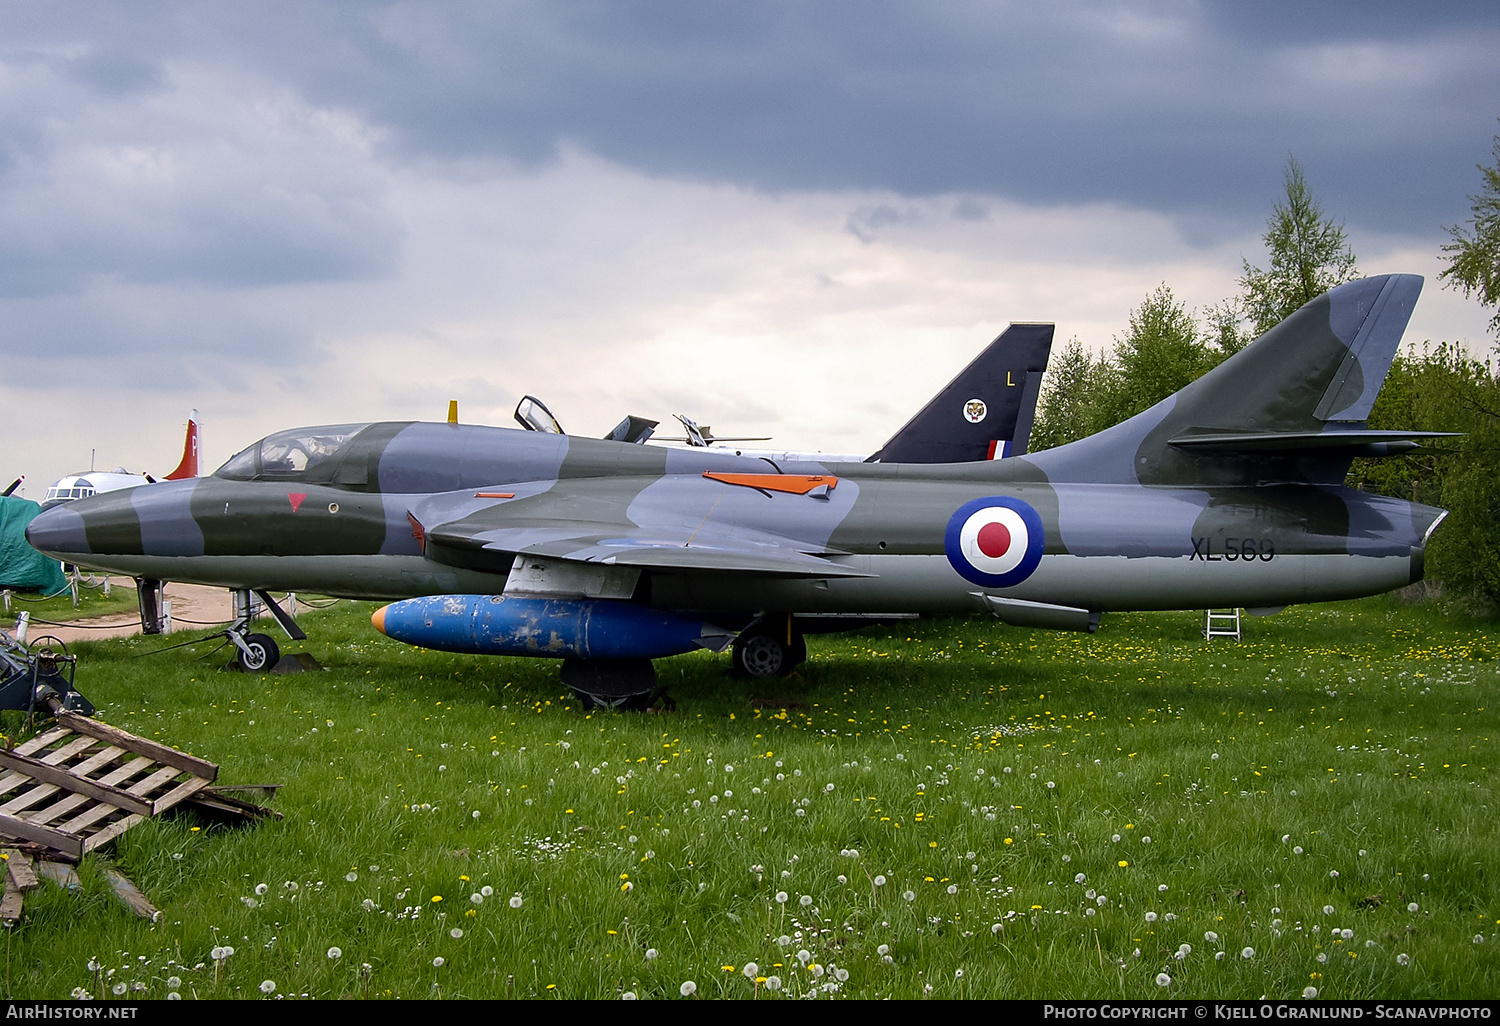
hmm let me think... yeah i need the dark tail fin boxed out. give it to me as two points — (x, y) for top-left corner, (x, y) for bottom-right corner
(870, 323), (1054, 463)
(1031, 275), (1441, 486)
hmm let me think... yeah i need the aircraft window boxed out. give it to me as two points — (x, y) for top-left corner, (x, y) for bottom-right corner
(215, 425), (368, 481)
(215, 444), (259, 480)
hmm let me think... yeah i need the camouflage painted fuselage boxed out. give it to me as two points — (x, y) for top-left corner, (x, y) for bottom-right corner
(25, 275), (1447, 627)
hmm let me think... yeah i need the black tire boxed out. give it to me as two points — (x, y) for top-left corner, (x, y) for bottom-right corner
(239, 633), (280, 673)
(733, 632), (791, 678)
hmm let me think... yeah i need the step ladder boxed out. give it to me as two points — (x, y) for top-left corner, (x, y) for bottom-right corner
(1204, 608), (1241, 641)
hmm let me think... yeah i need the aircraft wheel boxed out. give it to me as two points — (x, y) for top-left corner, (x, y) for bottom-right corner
(239, 633), (280, 673)
(733, 632), (792, 678)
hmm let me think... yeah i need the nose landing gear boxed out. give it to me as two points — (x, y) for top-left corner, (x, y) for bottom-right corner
(224, 589), (306, 673)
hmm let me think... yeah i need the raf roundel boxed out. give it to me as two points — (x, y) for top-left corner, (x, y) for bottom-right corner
(944, 496), (1045, 588)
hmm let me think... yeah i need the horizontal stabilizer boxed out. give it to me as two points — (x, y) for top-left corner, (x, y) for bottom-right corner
(1168, 429), (1459, 457)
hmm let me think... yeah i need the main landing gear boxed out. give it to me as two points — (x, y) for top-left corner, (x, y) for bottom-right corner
(730, 614), (807, 679)
(224, 589), (307, 673)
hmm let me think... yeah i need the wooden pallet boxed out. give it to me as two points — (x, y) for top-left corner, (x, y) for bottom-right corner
(0, 708), (217, 860)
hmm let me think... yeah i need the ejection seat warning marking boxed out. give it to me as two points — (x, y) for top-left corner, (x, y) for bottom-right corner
(474, 492), (516, 499)
(288, 493), (307, 513)
(701, 472), (838, 495)
(1191, 537), (1275, 561)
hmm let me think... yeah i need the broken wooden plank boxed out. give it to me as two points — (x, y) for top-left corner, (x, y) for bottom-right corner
(3, 850), (39, 893)
(0, 814), (82, 859)
(55, 711), (217, 781)
(0, 750), (154, 817)
(0, 736), (105, 799)
(0, 878), (22, 924)
(103, 868), (157, 921)
(12, 726), (70, 757)
(148, 775), (213, 817)
(24, 756), (161, 828)
(81, 814), (145, 855)
(183, 788), (282, 824)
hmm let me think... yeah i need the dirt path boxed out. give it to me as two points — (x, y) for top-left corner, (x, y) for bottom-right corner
(18, 580), (236, 646)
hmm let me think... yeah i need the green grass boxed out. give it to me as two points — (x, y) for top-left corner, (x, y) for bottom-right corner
(1, 575), (139, 629)
(3, 595), (1496, 1000)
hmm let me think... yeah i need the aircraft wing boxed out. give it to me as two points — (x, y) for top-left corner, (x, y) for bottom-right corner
(410, 488), (872, 579)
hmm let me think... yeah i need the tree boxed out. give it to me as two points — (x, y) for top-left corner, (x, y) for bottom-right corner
(1030, 286), (1218, 451)
(1440, 133), (1500, 337)
(1095, 283), (1214, 426)
(1030, 336), (1103, 451)
(1239, 157), (1359, 336)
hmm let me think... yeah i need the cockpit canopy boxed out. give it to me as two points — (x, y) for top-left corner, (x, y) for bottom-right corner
(215, 425), (370, 482)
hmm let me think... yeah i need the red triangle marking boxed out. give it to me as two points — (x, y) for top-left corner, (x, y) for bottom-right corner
(289, 492), (307, 512)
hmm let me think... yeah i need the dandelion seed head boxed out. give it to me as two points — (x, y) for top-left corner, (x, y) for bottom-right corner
(509, 894), (523, 909)
(1156, 973), (1171, 987)
(903, 890), (916, 902)
(646, 949), (658, 960)
(1242, 947), (1255, 959)
(680, 981), (697, 997)
(259, 980), (276, 994)
(432, 957), (445, 968)
(327, 948), (341, 960)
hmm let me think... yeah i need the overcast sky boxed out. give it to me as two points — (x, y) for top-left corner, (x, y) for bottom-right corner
(4, 1), (1498, 494)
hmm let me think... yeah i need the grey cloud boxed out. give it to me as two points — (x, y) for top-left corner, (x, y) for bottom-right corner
(0, 53), (404, 298)
(2, 0), (1497, 264)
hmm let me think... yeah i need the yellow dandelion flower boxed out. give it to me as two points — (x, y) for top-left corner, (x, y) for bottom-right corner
(1118, 860), (1129, 867)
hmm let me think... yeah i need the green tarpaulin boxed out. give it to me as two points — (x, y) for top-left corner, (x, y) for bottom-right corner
(0, 496), (68, 594)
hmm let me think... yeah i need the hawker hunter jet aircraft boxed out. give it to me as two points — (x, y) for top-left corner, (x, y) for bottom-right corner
(28, 277), (1448, 708)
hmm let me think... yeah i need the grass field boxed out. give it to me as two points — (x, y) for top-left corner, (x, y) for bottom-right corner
(1, 574), (139, 629)
(3, 595), (1495, 1000)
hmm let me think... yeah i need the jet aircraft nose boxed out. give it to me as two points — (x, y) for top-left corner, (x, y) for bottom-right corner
(24, 503), (91, 559)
